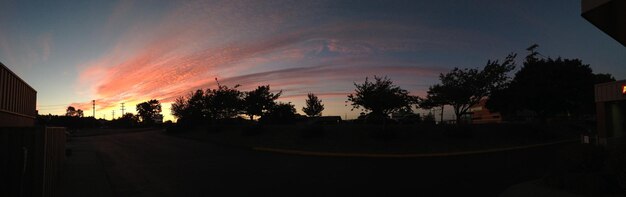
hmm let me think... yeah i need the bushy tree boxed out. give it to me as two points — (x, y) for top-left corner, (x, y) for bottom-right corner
(420, 84), (448, 123)
(65, 106), (84, 117)
(487, 46), (615, 121)
(171, 80), (245, 125)
(347, 76), (419, 122)
(171, 90), (207, 125)
(206, 81), (244, 120)
(109, 113), (139, 128)
(261, 102), (297, 124)
(302, 93), (324, 117)
(136, 99), (162, 124)
(431, 54), (516, 123)
(243, 85), (282, 120)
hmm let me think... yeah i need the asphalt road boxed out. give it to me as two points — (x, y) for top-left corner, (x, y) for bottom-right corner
(62, 129), (574, 197)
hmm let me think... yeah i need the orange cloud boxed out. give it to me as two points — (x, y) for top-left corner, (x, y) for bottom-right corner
(72, 2), (461, 120)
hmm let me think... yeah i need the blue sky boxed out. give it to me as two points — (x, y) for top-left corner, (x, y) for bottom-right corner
(0, 0), (624, 121)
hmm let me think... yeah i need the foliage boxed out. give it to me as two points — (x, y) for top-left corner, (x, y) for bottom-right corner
(347, 76), (419, 121)
(171, 89), (207, 125)
(302, 93), (324, 117)
(171, 80), (244, 125)
(393, 108), (421, 124)
(243, 85), (282, 120)
(65, 106), (84, 117)
(429, 53), (516, 123)
(486, 46), (615, 121)
(108, 113), (139, 128)
(260, 102), (297, 124)
(421, 84), (448, 122)
(136, 99), (162, 124)
(206, 81), (244, 120)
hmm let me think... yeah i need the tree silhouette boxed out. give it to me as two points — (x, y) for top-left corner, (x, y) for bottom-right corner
(243, 85), (282, 120)
(171, 90), (207, 125)
(432, 54), (516, 123)
(487, 46), (615, 121)
(109, 113), (139, 128)
(347, 76), (419, 122)
(136, 99), (162, 124)
(206, 79), (244, 120)
(302, 93), (324, 117)
(421, 84), (448, 123)
(65, 106), (84, 117)
(261, 102), (297, 124)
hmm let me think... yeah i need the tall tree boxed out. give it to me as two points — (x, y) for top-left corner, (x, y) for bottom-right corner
(432, 54), (516, 123)
(243, 85), (282, 120)
(487, 46), (615, 121)
(136, 99), (162, 124)
(302, 93), (324, 117)
(347, 76), (419, 121)
(421, 84), (448, 123)
(206, 79), (244, 120)
(171, 90), (207, 124)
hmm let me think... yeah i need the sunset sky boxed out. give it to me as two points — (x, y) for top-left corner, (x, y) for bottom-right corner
(1, 0), (624, 121)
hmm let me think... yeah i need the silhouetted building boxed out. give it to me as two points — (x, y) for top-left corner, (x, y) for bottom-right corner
(469, 98), (501, 124)
(595, 80), (626, 144)
(582, 0), (626, 46)
(583, 0), (626, 145)
(0, 62), (37, 127)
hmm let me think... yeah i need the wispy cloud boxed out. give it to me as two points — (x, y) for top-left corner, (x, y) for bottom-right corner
(71, 0), (472, 119)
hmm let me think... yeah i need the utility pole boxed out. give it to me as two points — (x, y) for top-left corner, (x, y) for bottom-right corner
(121, 103), (125, 115)
(92, 100), (96, 117)
(112, 110), (115, 120)
(103, 114), (106, 120)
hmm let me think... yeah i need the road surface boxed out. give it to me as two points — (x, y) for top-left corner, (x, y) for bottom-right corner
(62, 129), (572, 197)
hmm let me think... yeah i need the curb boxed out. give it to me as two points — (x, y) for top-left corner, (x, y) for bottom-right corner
(253, 139), (579, 158)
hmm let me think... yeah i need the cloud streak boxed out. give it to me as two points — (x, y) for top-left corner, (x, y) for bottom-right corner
(71, 0), (475, 120)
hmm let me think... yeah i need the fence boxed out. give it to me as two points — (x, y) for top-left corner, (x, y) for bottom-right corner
(0, 127), (66, 197)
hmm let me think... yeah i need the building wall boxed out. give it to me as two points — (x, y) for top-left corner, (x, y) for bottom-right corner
(595, 80), (626, 144)
(0, 62), (37, 127)
(595, 80), (626, 102)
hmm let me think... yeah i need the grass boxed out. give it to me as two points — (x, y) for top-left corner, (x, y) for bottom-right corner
(167, 123), (580, 154)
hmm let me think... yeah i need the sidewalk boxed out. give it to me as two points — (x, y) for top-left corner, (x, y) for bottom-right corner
(62, 144), (114, 197)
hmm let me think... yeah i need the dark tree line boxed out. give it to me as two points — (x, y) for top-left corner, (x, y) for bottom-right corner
(421, 54), (517, 123)
(348, 76), (420, 123)
(163, 44), (615, 126)
(486, 45), (615, 122)
(171, 79), (302, 126)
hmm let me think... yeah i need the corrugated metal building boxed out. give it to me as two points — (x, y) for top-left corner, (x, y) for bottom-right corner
(0, 62), (37, 127)
(595, 80), (626, 144)
(583, 0), (626, 144)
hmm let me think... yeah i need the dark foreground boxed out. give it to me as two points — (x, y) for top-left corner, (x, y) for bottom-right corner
(62, 129), (576, 197)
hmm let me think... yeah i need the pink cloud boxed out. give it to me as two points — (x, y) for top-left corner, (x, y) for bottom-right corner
(71, 2), (470, 120)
